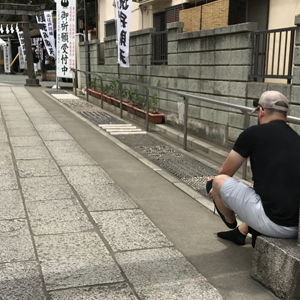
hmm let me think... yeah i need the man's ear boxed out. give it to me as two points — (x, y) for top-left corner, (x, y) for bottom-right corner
(259, 107), (265, 118)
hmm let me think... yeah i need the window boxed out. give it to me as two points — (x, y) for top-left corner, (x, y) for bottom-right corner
(165, 4), (187, 24)
(105, 20), (116, 37)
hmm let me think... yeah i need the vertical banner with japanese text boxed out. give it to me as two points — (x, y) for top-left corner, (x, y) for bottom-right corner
(3, 39), (11, 74)
(57, 0), (76, 78)
(17, 30), (26, 61)
(116, 0), (132, 68)
(44, 11), (56, 57)
(36, 11), (56, 58)
(18, 46), (25, 69)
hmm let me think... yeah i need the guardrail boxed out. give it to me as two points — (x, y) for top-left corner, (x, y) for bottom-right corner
(71, 68), (300, 180)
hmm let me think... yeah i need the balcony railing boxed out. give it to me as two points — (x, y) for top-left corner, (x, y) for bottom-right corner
(151, 31), (168, 65)
(249, 27), (296, 84)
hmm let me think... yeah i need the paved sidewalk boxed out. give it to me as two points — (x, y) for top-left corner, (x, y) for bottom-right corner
(0, 85), (278, 299)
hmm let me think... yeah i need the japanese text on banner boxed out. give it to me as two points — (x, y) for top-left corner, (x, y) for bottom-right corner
(56, 0), (76, 79)
(17, 31), (26, 61)
(116, 0), (132, 68)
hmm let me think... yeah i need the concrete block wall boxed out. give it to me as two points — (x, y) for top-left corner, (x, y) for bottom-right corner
(79, 20), (300, 149)
(163, 22), (257, 148)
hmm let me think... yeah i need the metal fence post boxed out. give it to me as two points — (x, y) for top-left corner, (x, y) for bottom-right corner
(184, 96), (188, 151)
(145, 88), (149, 132)
(100, 76), (103, 109)
(74, 71), (78, 96)
(119, 81), (123, 119)
(86, 73), (89, 102)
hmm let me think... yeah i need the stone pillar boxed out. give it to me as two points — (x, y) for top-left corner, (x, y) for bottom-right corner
(22, 16), (40, 86)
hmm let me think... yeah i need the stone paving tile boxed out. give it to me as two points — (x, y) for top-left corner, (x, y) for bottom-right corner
(8, 127), (39, 137)
(0, 190), (25, 219)
(74, 183), (137, 211)
(48, 283), (137, 300)
(30, 117), (57, 125)
(62, 166), (113, 186)
(45, 140), (85, 153)
(0, 142), (11, 154)
(10, 136), (44, 147)
(20, 176), (73, 201)
(17, 159), (61, 178)
(1, 107), (24, 114)
(2, 114), (29, 121)
(23, 108), (48, 114)
(35, 232), (123, 290)
(116, 248), (223, 300)
(0, 261), (46, 300)
(0, 219), (35, 263)
(13, 146), (52, 160)
(26, 112), (53, 119)
(92, 210), (172, 252)
(39, 131), (74, 141)
(52, 152), (97, 166)
(5, 120), (34, 129)
(0, 170), (18, 190)
(0, 153), (14, 168)
(27, 199), (93, 235)
(0, 130), (8, 142)
(34, 124), (65, 132)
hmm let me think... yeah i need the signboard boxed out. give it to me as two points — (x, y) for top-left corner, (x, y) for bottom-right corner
(3, 39), (11, 74)
(36, 11), (56, 58)
(56, 0), (77, 78)
(116, 0), (132, 68)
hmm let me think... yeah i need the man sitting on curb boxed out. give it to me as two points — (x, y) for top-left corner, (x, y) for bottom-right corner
(206, 91), (300, 247)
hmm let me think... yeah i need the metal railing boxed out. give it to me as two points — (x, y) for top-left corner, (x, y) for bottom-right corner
(151, 31), (168, 65)
(250, 27), (296, 83)
(71, 68), (300, 180)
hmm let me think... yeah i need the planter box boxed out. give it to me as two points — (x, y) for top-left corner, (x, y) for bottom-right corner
(148, 112), (164, 124)
(111, 97), (120, 108)
(134, 107), (146, 119)
(121, 101), (130, 111)
(88, 88), (102, 99)
(106, 96), (113, 105)
(135, 108), (164, 124)
(127, 104), (136, 115)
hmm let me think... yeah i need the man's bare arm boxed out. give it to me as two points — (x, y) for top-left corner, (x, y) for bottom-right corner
(218, 150), (246, 177)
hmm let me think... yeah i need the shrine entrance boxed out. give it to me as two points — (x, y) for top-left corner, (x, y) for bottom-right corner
(0, 3), (46, 86)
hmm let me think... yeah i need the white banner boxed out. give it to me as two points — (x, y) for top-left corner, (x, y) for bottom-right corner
(3, 39), (11, 74)
(36, 12), (55, 58)
(18, 46), (25, 69)
(44, 11), (56, 57)
(17, 30), (26, 61)
(116, 0), (132, 68)
(56, 0), (77, 78)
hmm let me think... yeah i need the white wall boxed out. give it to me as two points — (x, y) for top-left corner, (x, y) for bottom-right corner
(268, 0), (300, 29)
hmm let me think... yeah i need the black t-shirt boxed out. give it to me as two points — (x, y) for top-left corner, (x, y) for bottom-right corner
(32, 50), (39, 63)
(233, 120), (300, 227)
